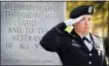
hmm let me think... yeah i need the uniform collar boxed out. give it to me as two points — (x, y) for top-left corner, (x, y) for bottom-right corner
(71, 29), (92, 41)
(84, 33), (92, 42)
(70, 29), (83, 42)
(71, 29), (90, 39)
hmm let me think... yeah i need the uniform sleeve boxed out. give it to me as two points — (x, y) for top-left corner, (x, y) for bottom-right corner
(102, 56), (108, 66)
(40, 22), (66, 52)
(102, 39), (108, 66)
(102, 41), (108, 66)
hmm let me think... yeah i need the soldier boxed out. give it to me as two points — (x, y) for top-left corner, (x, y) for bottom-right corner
(40, 5), (107, 66)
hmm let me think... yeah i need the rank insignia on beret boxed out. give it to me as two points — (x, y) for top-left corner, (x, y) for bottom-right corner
(88, 6), (93, 13)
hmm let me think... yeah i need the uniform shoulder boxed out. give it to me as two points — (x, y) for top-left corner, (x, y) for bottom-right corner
(91, 33), (101, 38)
(91, 33), (103, 43)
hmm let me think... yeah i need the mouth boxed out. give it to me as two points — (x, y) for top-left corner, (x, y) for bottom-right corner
(85, 27), (89, 28)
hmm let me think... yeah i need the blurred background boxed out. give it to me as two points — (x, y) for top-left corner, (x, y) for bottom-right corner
(1, 1), (108, 65)
(66, 1), (109, 65)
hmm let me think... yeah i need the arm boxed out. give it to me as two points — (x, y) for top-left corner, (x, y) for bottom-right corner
(40, 16), (84, 52)
(102, 55), (108, 66)
(40, 22), (66, 52)
(102, 39), (108, 66)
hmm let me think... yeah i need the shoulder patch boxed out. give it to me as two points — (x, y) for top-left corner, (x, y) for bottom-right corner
(64, 26), (73, 33)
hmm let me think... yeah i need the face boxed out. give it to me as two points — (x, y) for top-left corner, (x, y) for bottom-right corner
(74, 15), (92, 34)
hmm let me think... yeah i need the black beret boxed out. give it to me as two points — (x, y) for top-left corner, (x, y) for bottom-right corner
(70, 5), (94, 19)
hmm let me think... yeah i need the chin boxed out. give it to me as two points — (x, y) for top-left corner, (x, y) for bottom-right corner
(83, 30), (89, 34)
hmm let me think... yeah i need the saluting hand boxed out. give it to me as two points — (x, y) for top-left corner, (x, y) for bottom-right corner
(64, 15), (84, 26)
